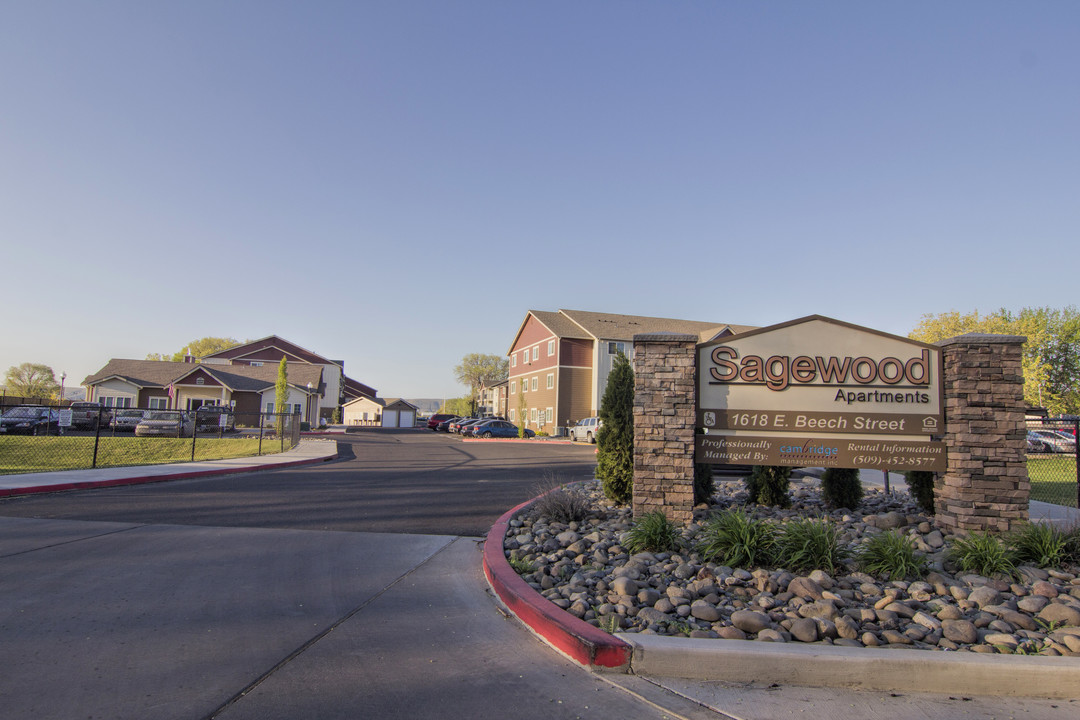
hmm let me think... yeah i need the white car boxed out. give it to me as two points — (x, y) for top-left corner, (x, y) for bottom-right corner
(135, 411), (195, 438)
(570, 417), (602, 443)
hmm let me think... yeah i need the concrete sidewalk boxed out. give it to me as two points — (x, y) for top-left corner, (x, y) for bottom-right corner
(0, 438), (339, 497)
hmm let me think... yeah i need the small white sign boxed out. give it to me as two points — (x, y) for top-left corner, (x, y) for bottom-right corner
(59, 409), (73, 427)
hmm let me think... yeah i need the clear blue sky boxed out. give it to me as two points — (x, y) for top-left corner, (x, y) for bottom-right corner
(2, 2), (1077, 399)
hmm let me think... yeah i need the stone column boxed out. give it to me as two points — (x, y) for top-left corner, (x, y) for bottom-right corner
(632, 333), (698, 524)
(936, 333), (1029, 533)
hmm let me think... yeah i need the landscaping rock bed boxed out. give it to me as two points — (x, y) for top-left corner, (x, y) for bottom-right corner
(503, 477), (1080, 656)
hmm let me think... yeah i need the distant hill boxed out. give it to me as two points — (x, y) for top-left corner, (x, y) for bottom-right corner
(405, 398), (444, 414)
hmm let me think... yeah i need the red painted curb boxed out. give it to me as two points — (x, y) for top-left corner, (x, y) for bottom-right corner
(483, 498), (632, 670)
(0, 453), (337, 498)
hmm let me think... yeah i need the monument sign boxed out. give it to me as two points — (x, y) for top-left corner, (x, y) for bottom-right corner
(696, 316), (947, 471)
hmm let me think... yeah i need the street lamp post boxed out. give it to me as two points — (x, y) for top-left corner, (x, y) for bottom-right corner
(60, 372), (66, 406)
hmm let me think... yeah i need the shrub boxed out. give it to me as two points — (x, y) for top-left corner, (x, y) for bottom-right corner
(820, 467), (862, 509)
(624, 510), (680, 554)
(1065, 524), (1080, 565)
(697, 509), (776, 567)
(905, 471), (936, 515)
(694, 463), (715, 505)
(1010, 523), (1069, 569)
(775, 517), (849, 573)
(857, 531), (928, 581)
(531, 482), (591, 524)
(745, 465), (791, 508)
(597, 351), (634, 504)
(948, 531), (1017, 579)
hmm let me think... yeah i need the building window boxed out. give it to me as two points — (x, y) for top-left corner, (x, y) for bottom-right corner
(608, 341), (625, 355)
(149, 397), (167, 409)
(511, 355), (516, 367)
(548, 340), (555, 356)
(509, 409), (516, 422)
(522, 350), (528, 364)
(530, 408), (537, 421)
(510, 381), (516, 394)
(522, 379), (527, 393)
(294, 403), (302, 415)
(531, 377), (538, 391)
(532, 346), (539, 361)
(547, 407), (553, 424)
(250, 362), (263, 367)
(546, 373), (554, 389)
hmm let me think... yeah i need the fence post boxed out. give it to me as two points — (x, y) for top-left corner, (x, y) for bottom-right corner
(1075, 418), (1079, 510)
(258, 415), (265, 456)
(91, 406), (103, 469)
(191, 415), (198, 462)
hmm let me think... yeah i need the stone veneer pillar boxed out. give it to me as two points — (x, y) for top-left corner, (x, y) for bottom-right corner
(632, 333), (698, 524)
(935, 333), (1029, 533)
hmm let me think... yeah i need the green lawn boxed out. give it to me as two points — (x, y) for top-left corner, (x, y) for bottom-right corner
(0, 436), (286, 475)
(1028, 455), (1078, 508)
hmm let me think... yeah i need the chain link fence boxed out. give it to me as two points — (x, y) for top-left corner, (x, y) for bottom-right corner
(0, 403), (302, 476)
(1026, 417), (1079, 509)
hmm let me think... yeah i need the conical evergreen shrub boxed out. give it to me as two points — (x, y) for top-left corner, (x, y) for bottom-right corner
(597, 351), (634, 504)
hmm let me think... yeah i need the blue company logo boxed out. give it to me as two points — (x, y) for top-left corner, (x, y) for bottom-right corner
(779, 441), (839, 458)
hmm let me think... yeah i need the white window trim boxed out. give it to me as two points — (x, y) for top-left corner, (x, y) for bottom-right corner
(511, 355), (517, 367)
(546, 373), (554, 389)
(548, 339), (555, 356)
(532, 346), (539, 361)
(531, 377), (538, 391)
(510, 380), (516, 394)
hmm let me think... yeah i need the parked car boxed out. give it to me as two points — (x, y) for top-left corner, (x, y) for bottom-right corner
(1027, 431), (1051, 454)
(195, 405), (235, 433)
(0, 406), (62, 435)
(449, 417), (480, 434)
(435, 416), (460, 432)
(68, 401), (112, 430)
(570, 417), (602, 443)
(1031, 430), (1076, 454)
(135, 411), (195, 438)
(465, 419), (533, 439)
(111, 409), (147, 432)
(426, 413), (457, 431)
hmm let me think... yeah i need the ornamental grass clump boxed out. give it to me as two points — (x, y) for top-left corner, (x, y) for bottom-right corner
(775, 517), (849, 574)
(1009, 522), (1070, 569)
(624, 510), (681, 554)
(856, 530), (928, 581)
(697, 509), (777, 568)
(531, 475), (591, 524)
(948, 531), (1017, 580)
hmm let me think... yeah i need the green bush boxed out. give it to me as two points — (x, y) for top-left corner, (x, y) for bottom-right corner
(531, 480), (591, 524)
(775, 517), (849, 573)
(624, 510), (680, 554)
(597, 351), (634, 504)
(694, 463), (715, 505)
(820, 467), (862, 509)
(856, 531), (928, 581)
(697, 509), (776, 567)
(905, 471), (936, 515)
(1010, 523), (1069, 568)
(1065, 524), (1080, 565)
(948, 531), (1017, 579)
(746, 465), (791, 508)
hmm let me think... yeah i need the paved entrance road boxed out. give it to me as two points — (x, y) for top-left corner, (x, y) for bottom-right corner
(0, 433), (599, 536)
(0, 434), (705, 720)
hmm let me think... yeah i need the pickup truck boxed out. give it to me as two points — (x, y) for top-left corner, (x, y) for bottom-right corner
(68, 402), (112, 430)
(195, 405), (235, 433)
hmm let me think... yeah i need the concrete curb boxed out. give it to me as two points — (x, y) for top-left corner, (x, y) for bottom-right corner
(623, 634), (1080, 699)
(482, 499), (632, 669)
(484, 492), (1080, 698)
(0, 446), (337, 498)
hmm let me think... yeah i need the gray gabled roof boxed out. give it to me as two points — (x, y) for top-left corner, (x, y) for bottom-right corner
(82, 359), (324, 395)
(558, 310), (755, 344)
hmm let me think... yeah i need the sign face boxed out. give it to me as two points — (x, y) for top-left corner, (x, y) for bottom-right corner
(696, 434), (947, 472)
(697, 316), (945, 472)
(59, 409), (73, 428)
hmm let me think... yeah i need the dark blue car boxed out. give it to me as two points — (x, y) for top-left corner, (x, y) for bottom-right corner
(465, 419), (533, 439)
(0, 406), (62, 435)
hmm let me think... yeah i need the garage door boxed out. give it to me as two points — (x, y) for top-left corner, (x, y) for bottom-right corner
(398, 410), (415, 427)
(382, 410), (399, 427)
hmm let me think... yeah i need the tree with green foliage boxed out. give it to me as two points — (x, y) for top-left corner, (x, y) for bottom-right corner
(597, 351), (634, 504)
(439, 397), (472, 416)
(146, 337), (243, 362)
(909, 307), (1080, 415)
(274, 357), (289, 433)
(453, 353), (509, 415)
(746, 466), (792, 507)
(820, 467), (863, 509)
(516, 389), (527, 438)
(905, 470), (937, 515)
(3, 363), (60, 400)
